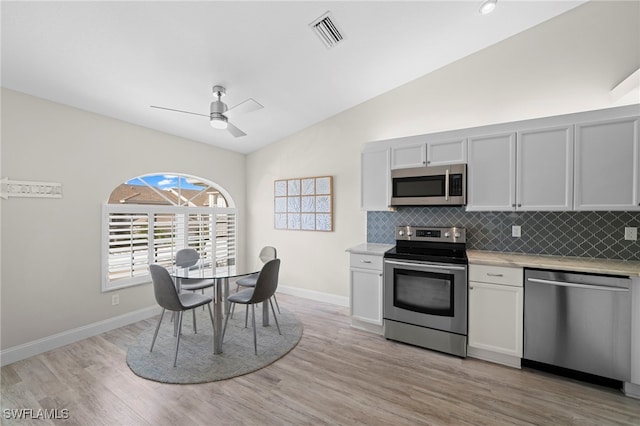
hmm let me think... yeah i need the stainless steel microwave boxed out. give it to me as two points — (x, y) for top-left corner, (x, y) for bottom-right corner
(390, 164), (466, 207)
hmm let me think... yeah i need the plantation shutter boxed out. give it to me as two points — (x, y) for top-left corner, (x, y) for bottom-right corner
(103, 205), (236, 291)
(106, 211), (149, 285)
(215, 212), (236, 267)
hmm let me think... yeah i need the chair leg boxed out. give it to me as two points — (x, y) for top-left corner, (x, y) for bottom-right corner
(222, 302), (233, 343)
(193, 308), (197, 334)
(206, 302), (216, 348)
(230, 302), (236, 319)
(207, 303), (215, 329)
(174, 311), (184, 367)
(150, 308), (166, 352)
(273, 294), (281, 314)
(269, 298), (282, 335)
(245, 304), (249, 328)
(251, 304), (257, 355)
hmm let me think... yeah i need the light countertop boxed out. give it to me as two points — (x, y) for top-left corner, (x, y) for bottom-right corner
(346, 243), (394, 256)
(467, 250), (640, 278)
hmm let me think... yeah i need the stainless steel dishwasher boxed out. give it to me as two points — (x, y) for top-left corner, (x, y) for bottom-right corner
(524, 268), (631, 382)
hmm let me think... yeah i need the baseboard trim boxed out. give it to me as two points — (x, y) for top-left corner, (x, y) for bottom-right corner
(278, 285), (349, 307)
(1, 288), (347, 367)
(467, 346), (522, 369)
(624, 382), (640, 399)
(0, 305), (160, 367)
(351, 318), (383, 335)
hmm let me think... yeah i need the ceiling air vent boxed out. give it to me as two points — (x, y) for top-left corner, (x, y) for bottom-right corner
(310, 12), (345, 49)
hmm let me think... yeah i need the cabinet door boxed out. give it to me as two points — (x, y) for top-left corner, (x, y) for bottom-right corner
(466, 133), (516, 211)
(391, 143), (426, 169)
(468, 281), (523, 357)
(361, 149), (390, 211)
(426, 138), (467, 166)
(517, 125), (574, 211)
(350, 268), (383, 325)
(575, 117), (640, 210)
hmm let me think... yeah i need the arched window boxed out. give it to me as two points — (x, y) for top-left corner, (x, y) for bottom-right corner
(102, 173), (236, 291)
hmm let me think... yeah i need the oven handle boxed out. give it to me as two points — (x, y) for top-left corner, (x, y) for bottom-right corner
(384, 259), (466, 271)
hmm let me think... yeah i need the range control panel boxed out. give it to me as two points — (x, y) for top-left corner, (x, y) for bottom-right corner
(396, 226), (466, 243)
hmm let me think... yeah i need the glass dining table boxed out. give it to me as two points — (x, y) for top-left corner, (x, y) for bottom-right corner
(170, 265), (263, 354)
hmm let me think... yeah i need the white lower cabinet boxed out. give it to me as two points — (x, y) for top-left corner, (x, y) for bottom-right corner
(468, 264), (523, 368)
(349, 252), (384, 334)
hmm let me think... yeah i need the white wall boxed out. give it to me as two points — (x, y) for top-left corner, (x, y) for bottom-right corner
(0, 88), (246, 351)
(245, 1), (640, 300)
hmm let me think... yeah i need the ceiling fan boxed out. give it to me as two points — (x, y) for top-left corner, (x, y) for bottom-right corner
(150, 85), (263, 137)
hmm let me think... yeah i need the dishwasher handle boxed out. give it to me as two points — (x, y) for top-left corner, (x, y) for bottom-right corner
(527, 277), (629, 292)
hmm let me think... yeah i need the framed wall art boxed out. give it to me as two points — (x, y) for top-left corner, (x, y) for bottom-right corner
(274, 176), (333, 231)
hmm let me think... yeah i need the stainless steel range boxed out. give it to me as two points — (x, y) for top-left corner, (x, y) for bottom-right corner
(383, 226), (468, 357)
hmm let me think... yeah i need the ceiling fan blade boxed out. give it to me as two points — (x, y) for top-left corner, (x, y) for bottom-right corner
(225, 98), (263, 117)
(226, 122), (246, 138)
(150, 105), (209, 118)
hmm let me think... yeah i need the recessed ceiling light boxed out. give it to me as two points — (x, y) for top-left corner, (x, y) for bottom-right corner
(479, 0), (498, 15)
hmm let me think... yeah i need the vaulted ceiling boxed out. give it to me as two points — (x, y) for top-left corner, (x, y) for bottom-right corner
(1, 1), (585, 154)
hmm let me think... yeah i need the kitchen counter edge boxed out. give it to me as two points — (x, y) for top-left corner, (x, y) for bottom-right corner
(346, 243), (394, 256)
(467, 250), (640, 278)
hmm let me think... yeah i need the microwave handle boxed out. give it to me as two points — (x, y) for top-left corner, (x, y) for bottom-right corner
(444, 169), (449, 201)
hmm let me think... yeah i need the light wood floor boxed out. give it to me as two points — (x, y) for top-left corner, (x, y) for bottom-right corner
(2, 294), (640, 425)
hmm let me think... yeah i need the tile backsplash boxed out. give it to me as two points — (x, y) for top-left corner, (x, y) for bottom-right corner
(367, 208), (640, 261)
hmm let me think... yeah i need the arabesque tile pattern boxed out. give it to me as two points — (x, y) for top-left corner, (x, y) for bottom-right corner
(367, 208), (640, 261)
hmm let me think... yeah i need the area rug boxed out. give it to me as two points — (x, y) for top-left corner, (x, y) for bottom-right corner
(126, 306), (302, 384)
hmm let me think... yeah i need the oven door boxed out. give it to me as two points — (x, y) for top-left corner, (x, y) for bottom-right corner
(384, 259), (467, 335)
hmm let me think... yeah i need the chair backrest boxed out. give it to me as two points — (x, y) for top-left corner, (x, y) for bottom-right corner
(249, 259), (281, 304)
(257, 246), (277, 266)
(149, 264), (184, 311)
(176, 248), (199, 268)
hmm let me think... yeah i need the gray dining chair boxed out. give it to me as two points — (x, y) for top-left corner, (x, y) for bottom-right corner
(175, 248), (214, 333)
(149, 264), (215, 367)
(235, 246), (280, 313)
(222, 259), (281, 355)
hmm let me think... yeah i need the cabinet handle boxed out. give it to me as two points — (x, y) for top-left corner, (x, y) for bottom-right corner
(360, 260), (372, 264)
(487, 273), (504, 277)
(469, 286), (474, 290)
(512, 204), (516, 207)
(517, 204), (522, 207)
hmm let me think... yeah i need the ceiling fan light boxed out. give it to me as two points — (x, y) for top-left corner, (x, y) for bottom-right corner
(479, 0), (497, 15)
(210, 114), (228, 129)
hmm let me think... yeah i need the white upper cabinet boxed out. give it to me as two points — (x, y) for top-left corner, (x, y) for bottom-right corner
(391, 138), (467, 169)
(426, 138), (467, 166)
(363, 105), (639, 213)
(574, 117), (640, 211)
(390, 143), (426, 169)
(516, 125), (574, 211)
(468, 126), (574, 212)
(361, 148), (391, 211)
(467, 132), (516, 211)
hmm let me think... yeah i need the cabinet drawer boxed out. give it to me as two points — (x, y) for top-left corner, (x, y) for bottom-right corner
(350, 253), (383, 270)
(469, 264), (523, 287)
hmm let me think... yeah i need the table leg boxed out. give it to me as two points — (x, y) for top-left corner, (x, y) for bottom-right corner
(213, 278), (223, 354)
